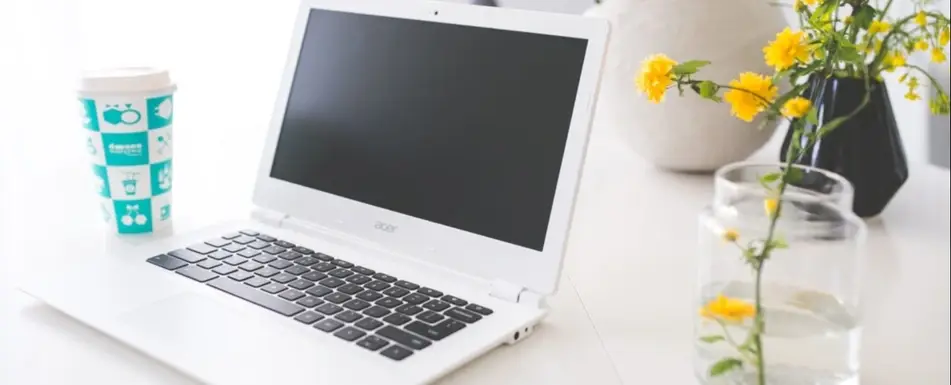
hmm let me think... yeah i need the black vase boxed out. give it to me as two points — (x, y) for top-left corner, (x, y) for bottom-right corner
(780, 75), (908, 218)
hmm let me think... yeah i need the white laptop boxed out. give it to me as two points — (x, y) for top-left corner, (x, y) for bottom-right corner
(20, 0), (608, 384)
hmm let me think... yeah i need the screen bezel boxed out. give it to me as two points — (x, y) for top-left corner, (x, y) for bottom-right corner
(253, 0), (609, 295)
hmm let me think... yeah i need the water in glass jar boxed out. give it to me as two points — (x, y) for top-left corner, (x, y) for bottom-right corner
(695, 281), (861, 385)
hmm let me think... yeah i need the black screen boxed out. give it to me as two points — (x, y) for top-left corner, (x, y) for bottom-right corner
(270, 9), (588, 251)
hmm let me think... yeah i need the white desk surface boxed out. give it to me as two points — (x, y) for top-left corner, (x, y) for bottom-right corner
(1, 1), (949, 384)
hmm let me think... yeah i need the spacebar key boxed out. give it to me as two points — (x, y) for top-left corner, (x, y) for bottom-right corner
(208, 278), (304, 317)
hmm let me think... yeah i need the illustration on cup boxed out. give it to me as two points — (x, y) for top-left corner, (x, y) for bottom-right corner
(160, 204), (171, 221)
(156, 133), (172, 155)
(87, 137), (97, 155)
(158, 164), (172, 190)
(103, 104), (142, 125)
(147, 95), (174, 129)
(122, 172), (139, 196)
(120, 204), (148, 227)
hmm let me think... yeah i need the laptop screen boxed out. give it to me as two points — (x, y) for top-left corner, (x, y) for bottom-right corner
(270, 9), (588, 252)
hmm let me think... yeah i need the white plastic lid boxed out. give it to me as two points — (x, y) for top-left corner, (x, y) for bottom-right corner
(80, 67), (175, 94)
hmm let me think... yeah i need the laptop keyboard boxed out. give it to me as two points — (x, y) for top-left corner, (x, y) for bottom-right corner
(146, 230), (493, 361)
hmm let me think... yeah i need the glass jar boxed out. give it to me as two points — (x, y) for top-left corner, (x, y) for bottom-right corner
(695, 162), (867, 385)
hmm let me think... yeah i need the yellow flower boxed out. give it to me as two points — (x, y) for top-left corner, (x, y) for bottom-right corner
(724, 72), (778, 122)
(915, 11), (928, 27)
(885, 51), (906, 72)
(782, 97), (812, 118)
(862, 39), (882, 54)
(868, 20), (891, 35)
(701, 294), (756, 323)
(906, 91), (921, 101)
(635, 54), (677, 104)
(764, 198), (779, 218)
(933, 48), (947, 64)
(844, 16), (854, 25)
(915, 39), (930, 51)
(899, 72), (909, 83)
(793, 0), (816, 11)
(941, 28), (950, 46)
(764, 28), (811, 71)
(722, 228), (739, 242)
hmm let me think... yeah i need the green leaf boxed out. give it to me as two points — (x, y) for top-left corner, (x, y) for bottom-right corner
(837, 45), (864, 65)
(852, 5), (876, 29)
(768, 237), (790, 250)
(761, 172), (781, 183)
(699, 335), (726, 344)
(671, 60), (712, 76)
(784, 167), (804, 183)
(806, 107), (819, 125)
(817, 115), (851, 137)
(709, 358), (744, 377)
(696, 80), (721, 102)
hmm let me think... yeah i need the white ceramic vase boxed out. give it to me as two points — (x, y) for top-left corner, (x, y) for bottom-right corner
(585, 0), (789, 172)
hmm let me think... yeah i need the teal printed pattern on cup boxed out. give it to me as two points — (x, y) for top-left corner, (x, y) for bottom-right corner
(81, 93), (174, 234)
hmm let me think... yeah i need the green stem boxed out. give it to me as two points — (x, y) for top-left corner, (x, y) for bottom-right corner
(713, 318), (758, 364)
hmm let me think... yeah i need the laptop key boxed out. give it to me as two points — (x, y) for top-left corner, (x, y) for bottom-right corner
(239, 262), (263, 272)
(351, 266), (375, 275)
(332, 259), (354, 268)
(372, 273), (396, 283)
(295, 256), (319, 266)
(288, 279), (315, 290)
(239, 230), (260, 236)
(198, 259), (222, 269)
(365, 281), (390, 291)
(268, 260), (293, 270)
(187, 243), (217, 255)
(285, 265), (310, 276)
(363, 306), (390, 318)
(294, 311), (323, 325)
(383, 313), (411, 326)
(250, 241), (272, 250)
(380, 345), (413, 361)
(305, 286), (332, 297)
(256, 234), (277, 242)
(382, 287), (409, 298)
(325, 293), (351, 304)
(222, 232), (242, 240)
(395, 280), (420, 290)
(279, 289), (305, 301)
(357, 335), (389, 351)
(335, 310), (363, 323)
(213, 265), (238, 275)
(395, 304), (423, 316)
(263, 245), (286, 255)
(346, 275), (372, 285)
(329, 269), (353, 278)
(417, 287), (442, 297)
(314, 253), (334, 262)
(343, 299), (371, 311)
(444, 308), (482, 323)
(208, 277), (303, 317)
(314, 318), (344, 332)
(205, 238), (231, 248)
(422, 300), (450, 312)
(175, 266), (218, 282)
(278, 251), (302, 261)
(229, 271), (254, 281)
(238, 249), (261, 258)
(274, 240), (295, 249)
(233, 235), (256, 245)
(356, 317), (384, 331)
(301, 271), (327, 282)
(296, 296), (324, 308)
(356, 291), (383, 301)
(262, 283), (287, 294)
(465, 304), (493, 316)
(334, 327), (366, 342)
(376, 297), (402, 309)
(208, 250), (232, 260)
(223, 244), (245, 253)
(318, 277), (345, 288)
(405, 319), (465, 341)
(377, 326), (431, 350)
(315, 303), (343, 315)
(147, 254), (187, 270)
(168, 249), (205, 263)
(442, 295), (468, 306)
(338, 283), (363, 295)
(403, 293), (429, 305)
(244, 277), (270, 288)
(252, 254), (277, 264)
(271, 273), (296, 284)
(312, 263), (335, 272)
(416, 311), (445, 324)
(292, 246), (313, 255)
(255, 266), (280, 278)
(223, 256), (246, 266)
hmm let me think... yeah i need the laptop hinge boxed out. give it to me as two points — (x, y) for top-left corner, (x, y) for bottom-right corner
(489, 279), (544, 307)
(251, 208), (289, 228)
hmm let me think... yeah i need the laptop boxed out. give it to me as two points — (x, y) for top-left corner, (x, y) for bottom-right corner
(20, 0), (608, 383)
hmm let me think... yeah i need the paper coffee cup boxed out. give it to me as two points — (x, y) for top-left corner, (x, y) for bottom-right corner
(78, 67), (177, 234)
